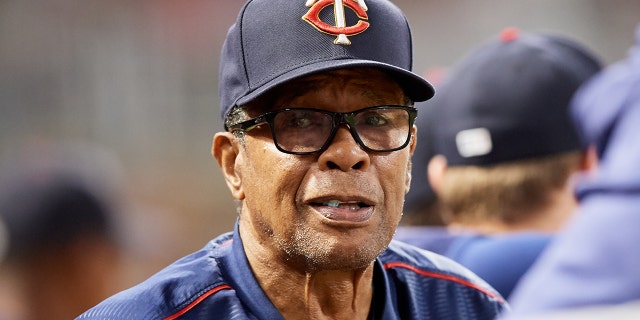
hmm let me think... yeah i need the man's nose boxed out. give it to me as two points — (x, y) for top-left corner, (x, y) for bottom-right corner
(317, 126), (370, 171)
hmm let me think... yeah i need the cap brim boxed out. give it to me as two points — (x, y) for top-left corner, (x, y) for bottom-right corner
(236, 59), (435, 108)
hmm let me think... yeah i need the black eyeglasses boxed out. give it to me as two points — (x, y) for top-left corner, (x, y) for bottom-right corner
(227, 105), (417, 155)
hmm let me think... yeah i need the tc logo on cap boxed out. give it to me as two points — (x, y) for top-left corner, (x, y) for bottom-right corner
(303, 0), (369, 45)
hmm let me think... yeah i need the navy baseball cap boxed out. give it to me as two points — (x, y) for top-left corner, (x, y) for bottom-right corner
(218, 0), (434, 123)
(430, 28), (602, 166)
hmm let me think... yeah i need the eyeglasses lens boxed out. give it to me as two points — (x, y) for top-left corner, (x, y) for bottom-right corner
(271, 107), (411, 154)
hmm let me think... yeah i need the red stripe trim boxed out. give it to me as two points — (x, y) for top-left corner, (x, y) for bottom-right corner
(164, 284), (233, 320)
(383, 262), (505, 304)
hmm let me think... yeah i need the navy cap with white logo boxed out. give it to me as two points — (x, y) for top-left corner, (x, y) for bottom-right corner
(428, 28), (602, 166)
(218, 0), (434, 122)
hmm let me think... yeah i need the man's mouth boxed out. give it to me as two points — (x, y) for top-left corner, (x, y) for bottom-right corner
(322, 200), (369, 209)
(311, 199), (374, 223)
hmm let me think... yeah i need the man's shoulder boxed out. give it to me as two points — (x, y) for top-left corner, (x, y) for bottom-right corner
(381, 240), (508, 312)
(77, 232), (236, 319)
(382, 239), (492, 280)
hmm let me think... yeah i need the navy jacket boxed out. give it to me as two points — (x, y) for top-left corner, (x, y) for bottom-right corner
(395, 226), (551, 299)
(78, 223), (506, 319)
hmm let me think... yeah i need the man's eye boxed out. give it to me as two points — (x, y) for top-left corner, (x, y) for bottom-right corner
(289, 116), (312, 128)
(364, 114), (389, 126)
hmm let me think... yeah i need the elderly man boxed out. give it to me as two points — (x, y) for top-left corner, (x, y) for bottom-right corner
(78, 0), (506, 319)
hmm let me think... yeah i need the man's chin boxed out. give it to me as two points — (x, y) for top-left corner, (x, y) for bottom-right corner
(278, 223), (393, 271)
(298, 243), (387, 272)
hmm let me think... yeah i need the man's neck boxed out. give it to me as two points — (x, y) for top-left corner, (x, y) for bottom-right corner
(265, 266), (374, 320)
(241, 229), (374, 319)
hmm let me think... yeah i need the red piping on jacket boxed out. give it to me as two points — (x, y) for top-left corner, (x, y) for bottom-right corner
(383, 261), (505, 304)
(164, 284), (233, 320)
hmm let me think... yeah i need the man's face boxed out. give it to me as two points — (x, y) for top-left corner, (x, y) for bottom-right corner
(221, 68), (415, 271)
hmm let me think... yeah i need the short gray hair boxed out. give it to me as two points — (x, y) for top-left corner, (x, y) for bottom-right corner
(225, 105), (252, 141)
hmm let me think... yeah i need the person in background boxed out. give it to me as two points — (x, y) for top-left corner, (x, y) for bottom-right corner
(78, 0), (507, 319)
(395, 28), (602, 299)
(504, 24), (640, 318)
(0, 143), (126, 320)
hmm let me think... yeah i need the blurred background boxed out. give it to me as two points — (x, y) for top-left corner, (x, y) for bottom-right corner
(0, 0), (638, 316)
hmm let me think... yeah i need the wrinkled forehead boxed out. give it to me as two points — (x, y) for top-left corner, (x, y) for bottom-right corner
(244, 67), (407, 115)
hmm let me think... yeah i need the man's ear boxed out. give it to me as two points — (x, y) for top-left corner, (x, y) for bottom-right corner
(404, 126), (418, 194)
(212, 132), (245, 200)
(427, 155), (447, 194)
(408, 125), (417, 156)
(404, 160), (412, 194)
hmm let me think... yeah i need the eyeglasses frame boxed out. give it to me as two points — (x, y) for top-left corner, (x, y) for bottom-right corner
(227, 105), (418, 155)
